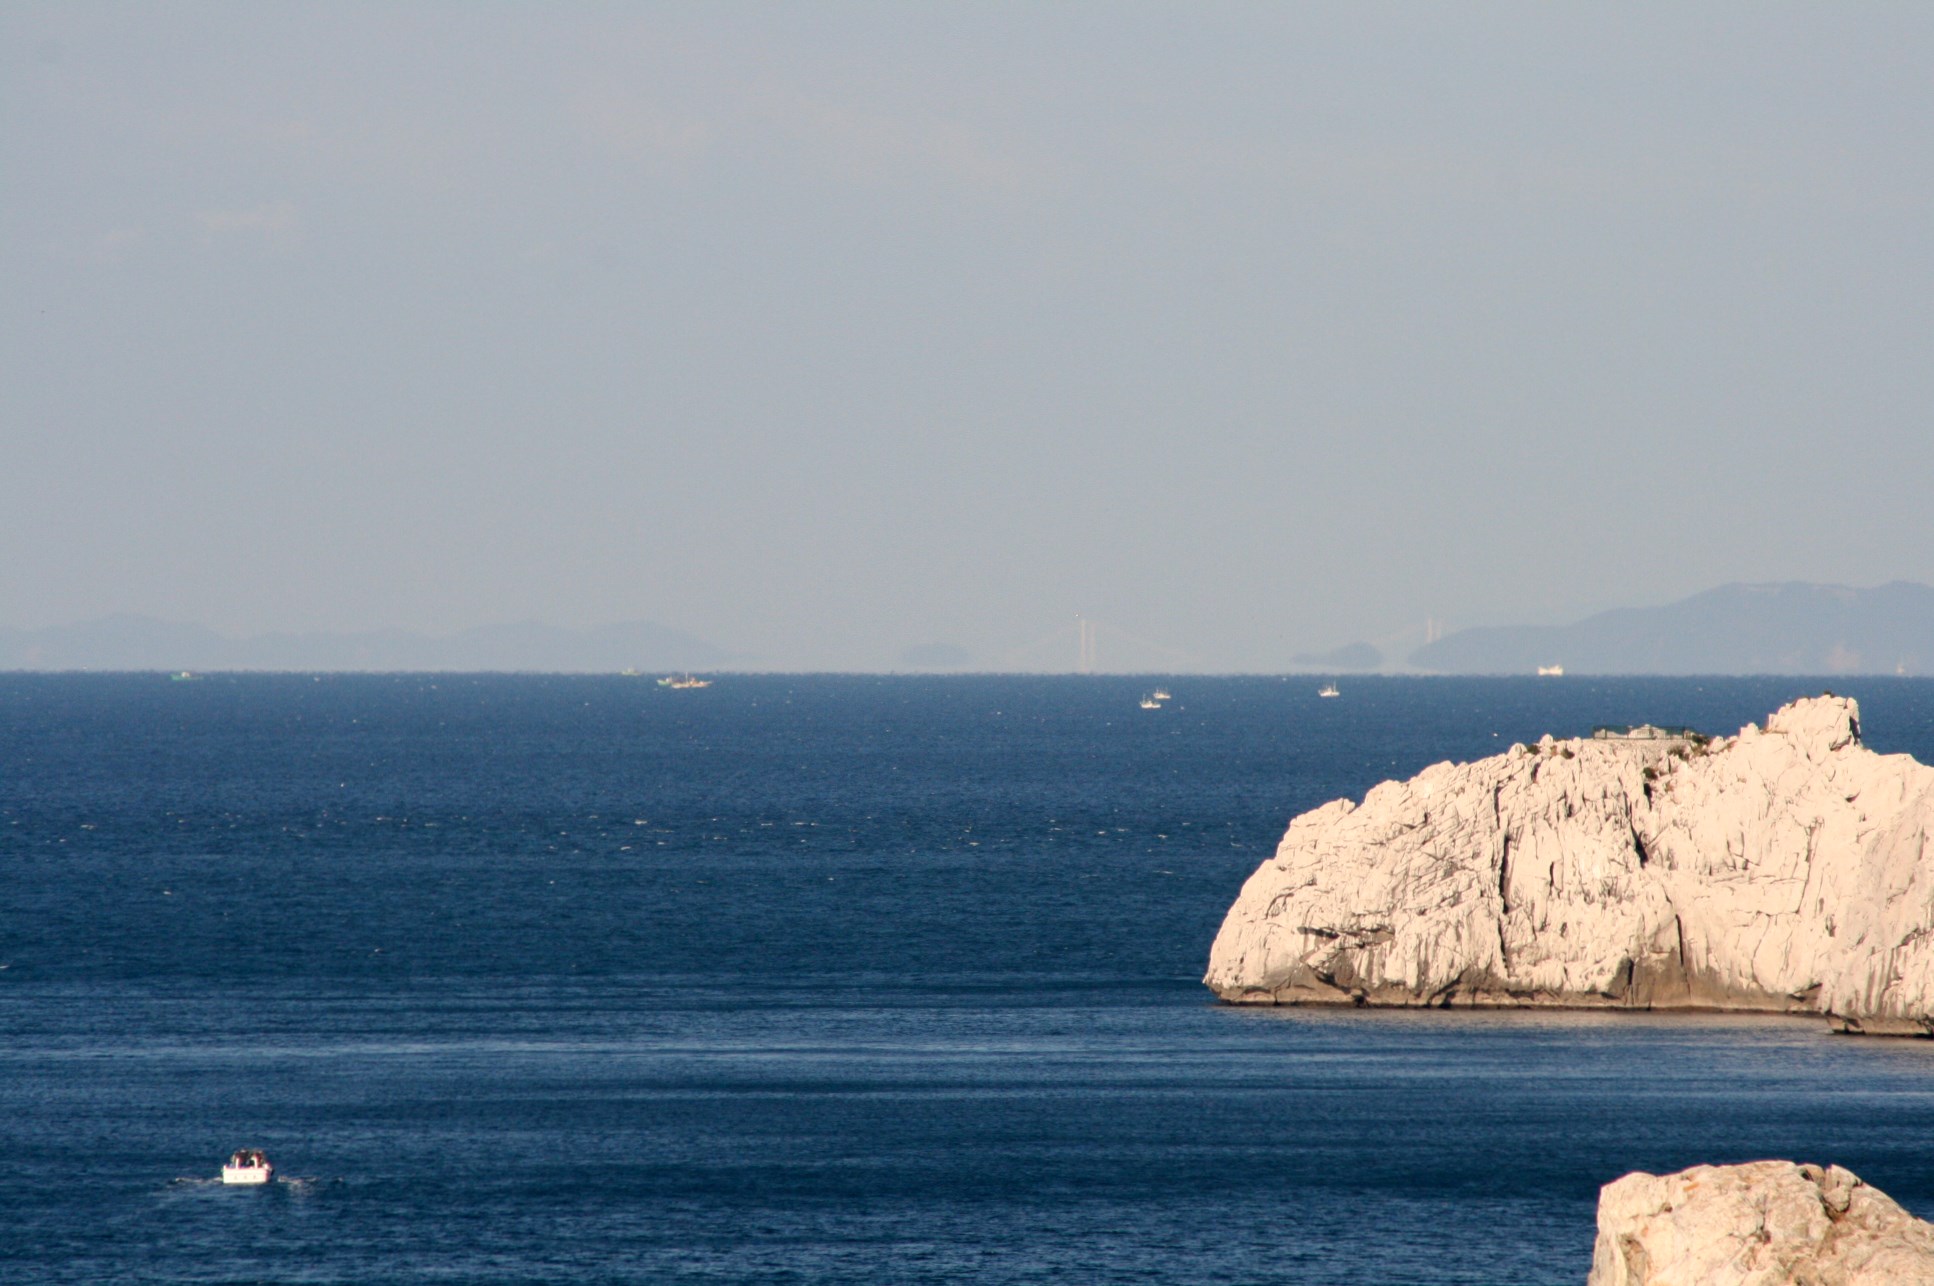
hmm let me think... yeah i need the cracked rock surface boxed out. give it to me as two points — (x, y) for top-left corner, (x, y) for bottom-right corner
(1204, 696), (1934, 1031)
(1587, 1161), (1934, 1286)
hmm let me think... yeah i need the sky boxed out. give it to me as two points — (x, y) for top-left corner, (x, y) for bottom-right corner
(5, 3), (1933, 671)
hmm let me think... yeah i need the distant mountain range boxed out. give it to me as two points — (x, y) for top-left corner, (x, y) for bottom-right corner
(1409, 582), (1934, 675)
(0, 615), (736, 672)
(13, 583), (1932, 675)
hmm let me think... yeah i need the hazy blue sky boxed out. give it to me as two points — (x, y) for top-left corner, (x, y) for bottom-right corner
(6, 3), (1932, 670)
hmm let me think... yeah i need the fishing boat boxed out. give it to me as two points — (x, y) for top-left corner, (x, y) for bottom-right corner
(1151, 688), (1171, 701)
(1139, 696), (1162, 709)
(661, 675), (712, 689)
(220, 1148), (274, 1186)
(1536, 664), (1565, 677)
(1317, 682), (1340, 698)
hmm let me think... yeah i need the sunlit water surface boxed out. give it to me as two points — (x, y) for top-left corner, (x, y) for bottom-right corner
(6, 674), (1934, 1283)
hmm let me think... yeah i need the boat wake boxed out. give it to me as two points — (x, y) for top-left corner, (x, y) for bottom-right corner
(167, 1175), (331, 1191)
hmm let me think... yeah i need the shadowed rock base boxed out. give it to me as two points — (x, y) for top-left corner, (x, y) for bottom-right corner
(1587, 1161), (1934, 1285)
(1214, 962), (1816, 1016)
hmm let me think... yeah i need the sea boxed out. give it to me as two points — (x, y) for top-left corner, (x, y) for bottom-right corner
(6, 673), (1934, 1284)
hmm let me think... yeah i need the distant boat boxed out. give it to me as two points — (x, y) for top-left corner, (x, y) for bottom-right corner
(1140, 695), (1162, 709)
(619, 668), (641, 677)
(221, 1148), (273, 1186)
(661, 675), (712, 689)
(1151, 688), (1171, 701)
(1536, 664), (1565, 677)
(1317, 682), (1340, 698)
(170, 671), (201, 682)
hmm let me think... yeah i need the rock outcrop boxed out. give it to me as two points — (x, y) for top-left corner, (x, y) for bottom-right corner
(1205, 696), (1934, 1032)
(1587, 1161), (1934, 1285)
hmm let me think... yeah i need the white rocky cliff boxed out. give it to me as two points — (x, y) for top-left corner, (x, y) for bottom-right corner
(1205, 696), (1934, 1032)
(1587, 1161), (1934, 1285)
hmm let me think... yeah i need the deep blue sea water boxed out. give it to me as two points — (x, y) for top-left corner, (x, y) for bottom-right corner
(7, 674), (1934, 1284)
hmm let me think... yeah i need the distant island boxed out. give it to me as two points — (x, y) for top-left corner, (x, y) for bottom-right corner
(1410, 581), (1934, 675)
(0, 615), (735, 673)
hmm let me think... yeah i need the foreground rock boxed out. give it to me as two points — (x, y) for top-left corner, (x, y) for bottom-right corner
(1205, 696), (1934, 1032)
(1588, 1161), (1934, 1285)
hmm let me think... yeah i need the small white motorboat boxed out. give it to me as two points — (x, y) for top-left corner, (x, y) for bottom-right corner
(221, 1148), (274, 1185)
